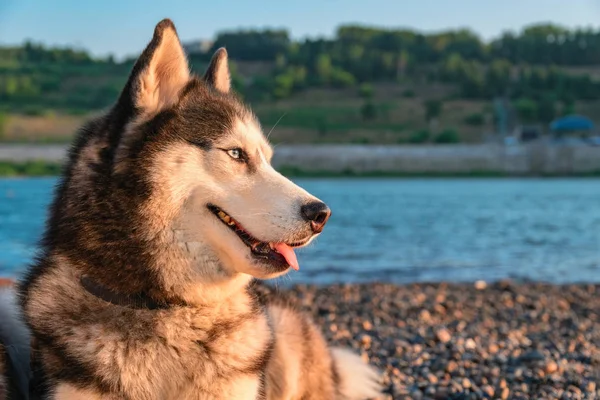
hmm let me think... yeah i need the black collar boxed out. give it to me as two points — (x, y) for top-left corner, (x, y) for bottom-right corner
(80, 276), (172, 310)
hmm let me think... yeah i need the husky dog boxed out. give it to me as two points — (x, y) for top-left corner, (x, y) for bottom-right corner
(1, 19), (381, 400)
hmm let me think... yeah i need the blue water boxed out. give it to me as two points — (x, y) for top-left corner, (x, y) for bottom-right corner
(1, 178), (599, 284)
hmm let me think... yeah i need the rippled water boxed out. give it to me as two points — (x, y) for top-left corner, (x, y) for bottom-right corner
(1, 178), (599, 284)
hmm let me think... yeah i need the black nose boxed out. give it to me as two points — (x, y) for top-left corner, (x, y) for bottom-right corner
(301, 201), (331, 233)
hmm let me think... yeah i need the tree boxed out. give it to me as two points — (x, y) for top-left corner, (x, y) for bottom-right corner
(562, 98), (576, 116)
(514, 98), (538, 123)
(358, 83), (374, 99)
(360, 102), (377, 121)
(0, 112), (6, 139)
(211, 29), (290, 61)
(330, 68), (356, 88)
(315, 54), (333, 85)
(537, 96), (556, 123)
(434, 129), (460, 143)
(424, 99), (443, 122)
(409, 129), (430, 143)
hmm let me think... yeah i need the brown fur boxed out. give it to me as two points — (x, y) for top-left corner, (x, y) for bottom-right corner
(15, 19), (380, 400)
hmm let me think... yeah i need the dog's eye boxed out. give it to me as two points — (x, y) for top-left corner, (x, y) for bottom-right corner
(226, 148), (242, 160)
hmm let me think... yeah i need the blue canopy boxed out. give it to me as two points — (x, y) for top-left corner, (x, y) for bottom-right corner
(550, 115), (595, 132)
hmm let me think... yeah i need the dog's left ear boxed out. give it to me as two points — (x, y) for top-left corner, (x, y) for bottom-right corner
(203, 48), (231, 93)
(122, 19), (190, 115)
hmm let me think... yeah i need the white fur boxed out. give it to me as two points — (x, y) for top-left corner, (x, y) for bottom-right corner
(331, 348), (382, 400)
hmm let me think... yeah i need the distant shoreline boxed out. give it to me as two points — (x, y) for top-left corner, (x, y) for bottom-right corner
(2, 161), (600, 178)
(2, 143), (600, 177)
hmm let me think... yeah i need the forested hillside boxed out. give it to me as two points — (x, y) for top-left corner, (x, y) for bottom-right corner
(1, 23), (600, 144)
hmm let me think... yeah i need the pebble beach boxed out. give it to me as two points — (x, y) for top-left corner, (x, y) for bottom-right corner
(281, 281), (600, 400)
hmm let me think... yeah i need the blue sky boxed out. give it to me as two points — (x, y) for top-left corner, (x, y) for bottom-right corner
(1, 0), (600, 59)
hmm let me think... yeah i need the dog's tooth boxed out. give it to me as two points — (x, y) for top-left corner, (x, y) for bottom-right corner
(218, 211), (226, 219)
(223, 215), (231, 223)
(227, 220), (235, 226)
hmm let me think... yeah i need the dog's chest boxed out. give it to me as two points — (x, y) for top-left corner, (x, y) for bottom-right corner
(47, 305), (273, 400)
(122, 311), (272, 399)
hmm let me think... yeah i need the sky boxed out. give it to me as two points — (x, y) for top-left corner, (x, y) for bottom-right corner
(2, 0), (600, 59)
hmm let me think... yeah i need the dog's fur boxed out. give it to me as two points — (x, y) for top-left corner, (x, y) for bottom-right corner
(0, 19), (381, 399)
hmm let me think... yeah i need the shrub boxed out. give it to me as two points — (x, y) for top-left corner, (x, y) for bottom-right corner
(409, 129), (430, 143)
(464, 112), (485, 126)
(330, 68), (356, 88)
(358, 83), (374, 99)
(434, 129), (460, 144)
(424, 99), (443, 122)
(402, 89), (415, 98)
(0, 112), (6, 140)
(514, 98), (538, 123)
(360, 101), (377, 121)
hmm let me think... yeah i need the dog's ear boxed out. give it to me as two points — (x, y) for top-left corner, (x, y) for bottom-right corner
(203, 48), (231, 93)
(122, 19), (190, 115)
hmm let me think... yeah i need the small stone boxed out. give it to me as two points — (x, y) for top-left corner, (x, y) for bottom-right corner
(545, 361), (558, 374)
(435, 387), (449, 400)
(362, 320), (373, 331)
(436, 328), (452, 343)
(500, 387), (510, 399)
(488, 343), (499, 354)
(360, 334), (372, 347)
(465, 338), (476, 350)
(586, 381), (596, 392)
(419, 310), (431, 322)
(568, 385), (582, 395)
(474, 280), (487, 290)
(513, 368), (523, 379)
(462, 378), (472, 389)
(446, 360), (458, 373)
(427, 373), (438, 384)
(557, 299), (571, 310)
(482, 385), (494, 397)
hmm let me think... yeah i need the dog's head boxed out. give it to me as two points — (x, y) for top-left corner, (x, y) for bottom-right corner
(103, 19), (330, 282)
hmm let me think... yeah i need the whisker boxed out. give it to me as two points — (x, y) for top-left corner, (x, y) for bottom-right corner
(266, 113), (287, 140)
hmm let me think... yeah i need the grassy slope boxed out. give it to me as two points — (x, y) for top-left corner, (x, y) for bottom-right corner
(2, 82), (492, 144)
(4, 60), (600, 145)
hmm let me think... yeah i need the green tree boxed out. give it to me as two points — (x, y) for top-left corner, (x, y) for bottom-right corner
(0, 112), (6, 140)
(434, 129), (460, 143)
(424, 99), (443, 123)
(562, 98), (576, 116)
(360, 101), (377, 121)
(537, 96), (556, 123)
(514, 98), (538, 123)
(330, 68), (356, 88)
(358, 83), (374, 99)
(409, 129), (430, 143)
(315, 54), (333, 84)
(464, 113), (485, 126)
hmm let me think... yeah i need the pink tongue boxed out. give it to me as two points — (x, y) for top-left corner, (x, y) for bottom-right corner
(273, 243), (299, 271)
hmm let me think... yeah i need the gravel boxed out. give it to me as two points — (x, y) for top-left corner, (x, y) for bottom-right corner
(270, 280), (600, 399)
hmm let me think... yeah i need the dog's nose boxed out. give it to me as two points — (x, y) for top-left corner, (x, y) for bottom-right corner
(301, 201), (331, 233)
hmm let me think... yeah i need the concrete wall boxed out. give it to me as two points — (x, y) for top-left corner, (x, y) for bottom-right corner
(271, 144), (600, 175)
(1, 144), (600, 175)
